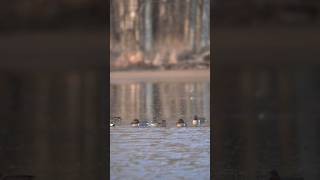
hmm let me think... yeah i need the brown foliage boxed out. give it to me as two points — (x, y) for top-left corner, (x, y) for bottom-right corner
(112, 50), (144, 68)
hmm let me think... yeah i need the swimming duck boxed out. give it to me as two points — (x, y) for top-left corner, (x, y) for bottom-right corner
(110, 116), (121, 127)
(131, 119), (140, 127)
(192, 115), (199, 126)
(148, 119), (167, 127)
(192, 115), (200, 126)
(148, 120), (159, 127)
(139, 120), (149, 128)
(176, 119), (187, 128)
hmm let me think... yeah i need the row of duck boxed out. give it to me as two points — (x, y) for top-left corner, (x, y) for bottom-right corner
(110, 115), (206, 128)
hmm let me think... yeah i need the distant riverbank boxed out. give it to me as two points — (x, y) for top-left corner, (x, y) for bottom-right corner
(111, 69), (210, 84)
(110, 47), (210, 72)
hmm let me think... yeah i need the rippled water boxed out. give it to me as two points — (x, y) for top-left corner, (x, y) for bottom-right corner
(110, 77), (210, 180)
(110, 127), (210, 180)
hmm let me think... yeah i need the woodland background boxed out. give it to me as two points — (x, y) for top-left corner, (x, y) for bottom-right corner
(110, 0), (211, 71)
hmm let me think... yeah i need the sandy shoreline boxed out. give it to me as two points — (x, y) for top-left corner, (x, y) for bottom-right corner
(111, 70), (210, 83)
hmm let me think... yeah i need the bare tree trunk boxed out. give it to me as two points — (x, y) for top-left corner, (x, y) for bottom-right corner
(118, 0), (126, 51)
(184, 0), (191, 44)
(110, 0), (211, 68)
(189, 0), (197, 51)
(201, 0), (210, 48)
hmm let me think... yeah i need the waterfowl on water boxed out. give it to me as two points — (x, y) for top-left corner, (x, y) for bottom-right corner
(192, 115), (200, 126)
(148, 119), (167, 127)
(131, 119), (140, 127)
(138, 120), (149, 128)
(176, 119), (187, 128)
(110, 116), (121, 127)
(148, 120), (159, 127)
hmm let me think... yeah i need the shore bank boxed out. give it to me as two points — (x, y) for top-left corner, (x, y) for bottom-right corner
(111, 70), (210, 84)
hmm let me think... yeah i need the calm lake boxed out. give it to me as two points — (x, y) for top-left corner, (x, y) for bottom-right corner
(110, 71), (210, 180)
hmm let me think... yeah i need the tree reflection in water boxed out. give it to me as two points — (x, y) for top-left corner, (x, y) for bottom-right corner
(110, 81), (210, 127)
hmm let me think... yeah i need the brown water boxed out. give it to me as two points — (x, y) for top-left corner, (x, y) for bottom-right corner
(110, 81), (210, 127)
(110, 77), (210, 180)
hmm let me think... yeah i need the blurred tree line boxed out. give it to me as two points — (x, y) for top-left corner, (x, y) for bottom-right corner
(0, 0), (105, 31)
(215, 0), (320, 25)
(110, 0), (211, 70)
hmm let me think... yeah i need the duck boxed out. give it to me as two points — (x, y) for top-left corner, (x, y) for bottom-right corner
(176, 119), (187, 128)
(110, 116), (121, 127)
(138, 120), (149, 128)
(148, 119), (167, 127)
(131, 119), (140, 127)
(192, 115), (200, 126)
(148, 120), (159, 127)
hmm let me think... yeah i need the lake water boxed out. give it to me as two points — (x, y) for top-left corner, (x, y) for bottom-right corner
(110, 76), (210, 180)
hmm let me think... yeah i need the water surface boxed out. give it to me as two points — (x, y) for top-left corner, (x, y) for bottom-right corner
(110, 127), (210, 180)
(110, 76), (210, 180)
(110, 80), (210, 127)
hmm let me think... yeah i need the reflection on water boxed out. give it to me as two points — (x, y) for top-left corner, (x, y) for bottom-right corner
(110, 81), (210, 127)
(110, 80), (210, 180)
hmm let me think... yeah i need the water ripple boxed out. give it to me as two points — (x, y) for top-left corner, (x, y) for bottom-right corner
(110, 127), (210, 180)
